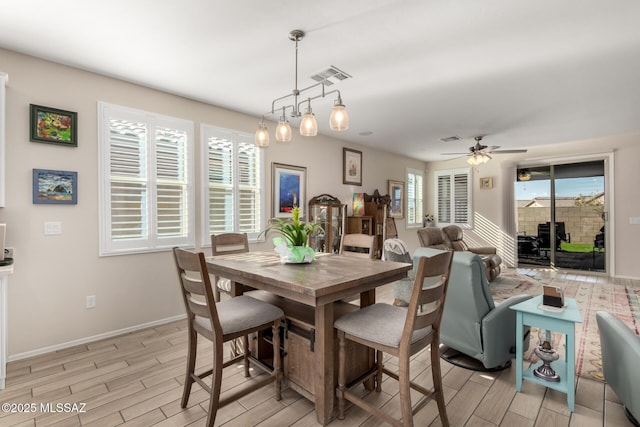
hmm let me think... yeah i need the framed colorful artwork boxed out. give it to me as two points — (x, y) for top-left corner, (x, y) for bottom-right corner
(388, 179), (405, 219)
(272, 163), (306, 218)
(343, 147), (362, 185)
(30, 104), (78, 147)
(32, 168), (78, 204)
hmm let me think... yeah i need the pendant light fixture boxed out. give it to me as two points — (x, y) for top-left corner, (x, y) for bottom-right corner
(255, 29), (350, 146)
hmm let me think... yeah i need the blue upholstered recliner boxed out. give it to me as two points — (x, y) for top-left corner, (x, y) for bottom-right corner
(413, 247), (532, 370)
(596, 311), (640, 425)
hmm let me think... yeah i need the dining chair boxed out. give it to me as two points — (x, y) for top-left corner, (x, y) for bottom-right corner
(210, 232), (250, 301)
(339, 233), (376, 259)
(334, 250), (454, 427)
(172, 247), (284, 427)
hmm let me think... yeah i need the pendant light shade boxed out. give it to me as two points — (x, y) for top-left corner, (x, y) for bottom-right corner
(300, 101), (318, 136)
(329, 96), (349, 131)
(275, 108), (292, 142)
(254, 119), (269, 147)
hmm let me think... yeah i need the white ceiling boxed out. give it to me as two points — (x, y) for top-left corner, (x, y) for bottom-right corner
(2, 0), (639, 161)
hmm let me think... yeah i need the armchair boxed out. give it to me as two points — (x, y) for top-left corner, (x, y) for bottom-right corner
(416, 227), (450, 250)
(413, 247), (532, 370)
(596, 311), (640, 425)
(442, 225), (502, 281)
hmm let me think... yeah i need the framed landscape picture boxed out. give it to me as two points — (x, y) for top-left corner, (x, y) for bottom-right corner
(343, 147), (362, 185)
(33, 168), (78, 204)
(388, 179), (405, 218)
(272, 163), (306, 218)
(30, 104), (78, 147)
(480, 176), (493, 189)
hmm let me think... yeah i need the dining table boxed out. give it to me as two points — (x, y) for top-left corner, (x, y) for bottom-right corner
(205, 250), (411, 425)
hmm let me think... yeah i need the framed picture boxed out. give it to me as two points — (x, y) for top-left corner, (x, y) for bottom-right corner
(30, 104), (78, 147)
(480, 176), (493, 189)
(272, 163), (306, 218)
(388, 179), (405, 219)
(33, 168), (78, 204)
(353, 193), (365, 216)
(343, 147), (362, 185)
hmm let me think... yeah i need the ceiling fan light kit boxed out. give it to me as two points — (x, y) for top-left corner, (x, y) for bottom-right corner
(255, 30), (350, 146)
(442, 135), (528, 164)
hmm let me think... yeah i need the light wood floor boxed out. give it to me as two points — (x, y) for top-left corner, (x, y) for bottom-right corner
(0, 269), (636, 426)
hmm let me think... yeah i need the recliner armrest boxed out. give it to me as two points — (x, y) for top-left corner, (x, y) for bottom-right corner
(469, 247), (497, 255)
(480, 294), (533, 369)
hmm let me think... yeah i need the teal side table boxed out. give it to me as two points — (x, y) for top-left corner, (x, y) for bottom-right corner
(511, 295), (583, 411)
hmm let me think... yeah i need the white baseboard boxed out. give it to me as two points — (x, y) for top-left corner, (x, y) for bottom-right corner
(8, 314), (187, 362)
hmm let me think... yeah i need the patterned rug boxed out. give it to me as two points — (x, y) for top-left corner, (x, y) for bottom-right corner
(490, 270), (640, 381)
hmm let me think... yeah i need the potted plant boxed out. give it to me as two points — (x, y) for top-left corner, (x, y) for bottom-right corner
(261, 207), (320, 263)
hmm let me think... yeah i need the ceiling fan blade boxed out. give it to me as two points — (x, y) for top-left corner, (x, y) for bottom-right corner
(491, 149), (528, 154)
(441, 152), (470, 155)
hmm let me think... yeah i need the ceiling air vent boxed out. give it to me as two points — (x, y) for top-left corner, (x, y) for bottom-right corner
(309, 65), (351, 86)
(440, 136), (461, 143)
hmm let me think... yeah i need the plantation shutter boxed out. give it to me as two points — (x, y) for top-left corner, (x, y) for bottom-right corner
(203, 125), (264, 242)
(435, 168), (471, 227)
(406, 169), (424, 227)
(99, 102), (194, 255)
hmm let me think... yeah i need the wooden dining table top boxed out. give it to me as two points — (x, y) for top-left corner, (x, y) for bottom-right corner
(205, 251), (412, 307)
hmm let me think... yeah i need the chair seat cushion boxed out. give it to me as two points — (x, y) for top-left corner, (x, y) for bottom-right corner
(334, 303), (432, 348)
(196, 295), (284, 336)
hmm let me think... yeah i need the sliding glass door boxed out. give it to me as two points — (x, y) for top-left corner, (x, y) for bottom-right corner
(515, 160), (606, 272)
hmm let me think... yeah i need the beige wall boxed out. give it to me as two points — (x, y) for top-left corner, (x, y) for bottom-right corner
(0, 48), (426, 358)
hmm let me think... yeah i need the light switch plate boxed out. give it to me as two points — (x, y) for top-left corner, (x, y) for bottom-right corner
(44, 222), (62, 235)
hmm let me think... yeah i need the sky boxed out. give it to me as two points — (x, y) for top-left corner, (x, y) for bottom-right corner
(515, 176), (604, 200)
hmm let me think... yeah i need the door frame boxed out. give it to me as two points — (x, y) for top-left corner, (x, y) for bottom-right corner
(514, 151), (614, 275)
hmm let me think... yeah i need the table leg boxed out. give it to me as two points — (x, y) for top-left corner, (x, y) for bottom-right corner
(515, 312), (524, 392)
(566, 325), (576, 411)
(314, 303), (335, 425)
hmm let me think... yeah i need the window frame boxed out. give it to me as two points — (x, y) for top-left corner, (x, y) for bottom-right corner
(434, 167), (472, 228)
(405, 167), (424, 229)
(98, 102), (195, 256)
(200, 123), (266, 246)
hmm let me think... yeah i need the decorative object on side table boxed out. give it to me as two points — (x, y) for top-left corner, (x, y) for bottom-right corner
(261, 207), (320, 263)
(533, 329), (560, 382)
(30, 104), (78, 147)
(423, 214), (435, 227)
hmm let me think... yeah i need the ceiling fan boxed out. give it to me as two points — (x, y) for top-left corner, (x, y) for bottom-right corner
(441, 136), (528, 165)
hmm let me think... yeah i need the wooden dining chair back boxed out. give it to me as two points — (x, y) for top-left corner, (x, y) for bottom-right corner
(173, 247), (284, 427)
(339, 233), (376, 259)
(334, 250), (454, 427)
(210, 232), (250, 300)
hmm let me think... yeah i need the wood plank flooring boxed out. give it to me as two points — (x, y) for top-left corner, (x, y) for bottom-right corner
(0, 268), (636, 426)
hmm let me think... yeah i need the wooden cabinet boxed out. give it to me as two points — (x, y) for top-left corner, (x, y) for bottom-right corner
(347, 216), (372, 235)
(308, 194), (346, 254)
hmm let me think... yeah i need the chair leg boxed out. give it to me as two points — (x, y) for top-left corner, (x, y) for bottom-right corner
(430, 342), (449, 427)
(336, 330), (347, 420)
(272, 319), (282, 400)
(181, 328), (197, 408)
(375, 349), (383, 392)
(398, 349), (413, 427)
(243, 335), (250, 377)
(206, 339), (224, 427)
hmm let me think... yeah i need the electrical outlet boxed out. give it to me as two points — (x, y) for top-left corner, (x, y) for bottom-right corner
(5, 247), (13, 258)
(86, 295), (96, 309)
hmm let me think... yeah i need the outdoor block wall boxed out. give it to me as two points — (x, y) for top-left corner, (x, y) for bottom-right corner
(517, 206), (604, 244)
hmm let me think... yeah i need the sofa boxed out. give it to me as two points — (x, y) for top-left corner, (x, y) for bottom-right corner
(417, 225), (502, 281)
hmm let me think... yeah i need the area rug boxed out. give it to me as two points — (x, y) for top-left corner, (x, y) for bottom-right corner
(490, 270), (640, 382)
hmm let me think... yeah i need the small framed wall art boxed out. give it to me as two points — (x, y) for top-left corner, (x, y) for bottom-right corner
(30, 104), (78, 147)
(388, 179), (405, 219)
(33, 168), (78, 204)
(343, 147), (362, 185)
(480, 176), (493, 189)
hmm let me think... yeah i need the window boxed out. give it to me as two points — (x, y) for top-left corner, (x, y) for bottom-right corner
(201, 124), (264, 243)
(435, 168), (471, 227)
(98, 102), (195, 255)
(406, 168), (424, 228)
